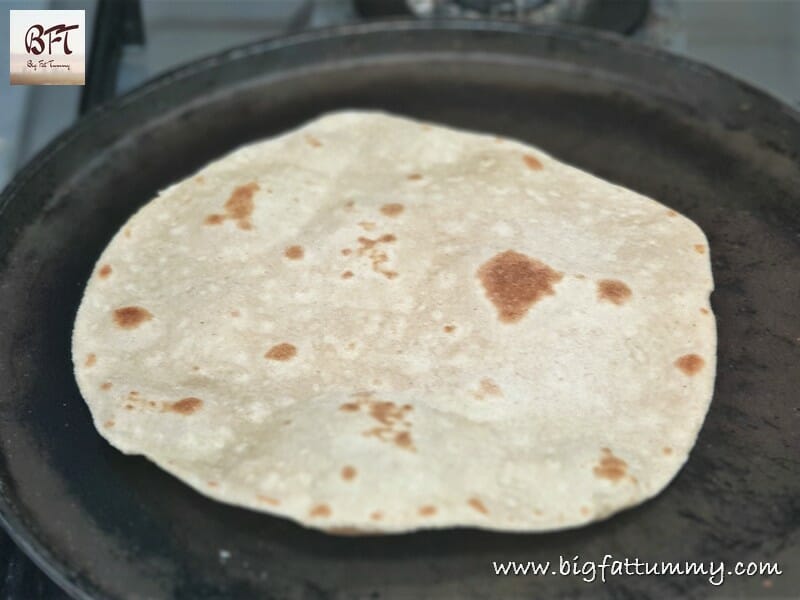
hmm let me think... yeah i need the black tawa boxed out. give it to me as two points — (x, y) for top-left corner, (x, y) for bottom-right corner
(0, 21), (798, 599)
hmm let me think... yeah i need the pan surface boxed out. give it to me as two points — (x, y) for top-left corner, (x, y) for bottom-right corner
(0, 21), (798, 599)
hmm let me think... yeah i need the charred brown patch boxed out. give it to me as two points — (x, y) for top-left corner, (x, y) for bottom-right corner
(305, 135), (322, 148)
(310, 504), (331, 518)
(370, 511), (383, 521)
(443, 325), (456, 333)
(666, 209), (678, 217)
(112, 306), (152, 329)
(358, 221), (376, 231)
(523, 154), (543, 170)
(207, 481), (218, 487)
(103, 420), (115, 428)
(477, 250), (563, 323)
(356, 234), (398, 279)
(265, 343), (297, 361)
(380, 203), (404, 217)
(394, 431), (413, 449)
(700, 307), (709, 315)
(593, 448), (628, 482)
(663, 447), (673, 456)
(205, 182), (259, 230)
(597, 279), (632, 306)
(474, 378), (502, 399)
(580, 506), (590, 516)
(230, 309), (240, 317)
(85, 353), (96, 367)
(165, 397), (203, 415)
(341, 248), (352, 256)
(284, 245), (304, 260)
(418, 505), (437, 517)
(468, 498), (489, 515)
(694, 244), (706, 254)
(675, 353), (705, 376)
(98, 264), (112, 279)
(339, 402), (360, 412)
(406, 173), (423, 181)
(256, 495), (280, 506)
(341, 465), (357, 481)
(100, 382), (112, 391)
(341, 270), (354, 279)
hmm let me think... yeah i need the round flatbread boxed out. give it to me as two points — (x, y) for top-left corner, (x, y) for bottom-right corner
(72, 111), (716, 533)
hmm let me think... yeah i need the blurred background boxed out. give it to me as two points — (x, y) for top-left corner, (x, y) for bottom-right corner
(0, 0), (799, 595)
(2, 0), (800, 192)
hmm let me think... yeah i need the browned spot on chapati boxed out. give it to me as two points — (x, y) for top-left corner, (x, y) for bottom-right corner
(666, 209), (678, 217)
(226, 182), (258, 226)
(477, 250), (563, 323)
(523, 154), (543, 170)
(256, 495), (280, 506)
(310, 504), (331, 518)
(265, 343), (297, 361)
(369, 401), (409, 426)
(344, 200), (355, 210)
(394, 431), (414, 450)
(694, 244), (706, 254)
(663, 447), (673, 455)
(98, 264), (112, 279)
(125, 404), (134, 410)
(345, 393), (415, 451)
(358, 221), (376, 231)
(165, 397), (203, 415)
(574, 274), (586, 280)
(580, 506), (590, 516)
(533, 508), (543, 516)
(468, 498), (489, 515)
(230, 310), (240, 317)
(100, 382), (112, 390)
(284, 245), (304, 260)
(407, 173), (423, 181)
(356, 234), (398, 279)
(675, 353), (705, 376)
(597, 279), (632, 305)
(113, 306), (152, 329)
(305, 135), (322, 148)
(700, 307), (709, 315)
(476, 378), (502, 399)
(370, 511), (383, 521)
(103, 420), (114, 428)
(195, 175), (205, 183)
(593, 448), (628, 482)
(443, 325), (455, 333)
(124, 228), (132, 238)
(191, 365), (200, 371)
(147, 401), (156, 408)
(380, 203), (404, 217)
(207, 481), (218, 487)
(341, 465), (357, 481)
(129, 391), (139, 396)
(341, 248), (352, 256)
(85, 353), (96, 367)
(205, 182), (259, 230)
(418, 505), (437, 517)
(341, 270), (354, 279)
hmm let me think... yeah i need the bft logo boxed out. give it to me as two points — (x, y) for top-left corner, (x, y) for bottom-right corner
(10, 10), (85, 85)
(25, 23), (80, 56)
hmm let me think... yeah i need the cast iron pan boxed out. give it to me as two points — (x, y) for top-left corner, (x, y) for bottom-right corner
(0, 21), (798, 599)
